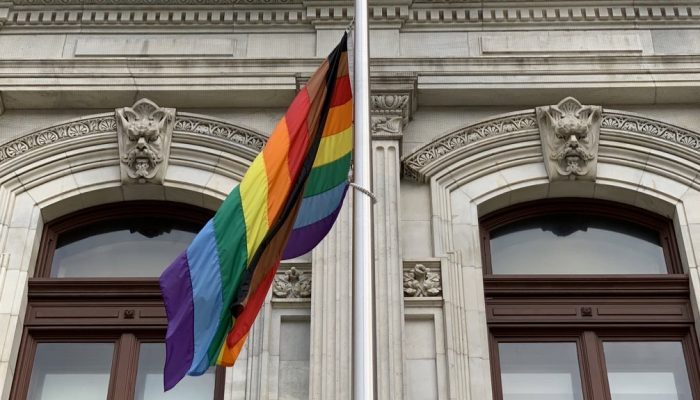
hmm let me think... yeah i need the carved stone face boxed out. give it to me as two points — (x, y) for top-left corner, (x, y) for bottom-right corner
(536, 97), (601, 181)
(123, 116), (165, 179)
(116, 99), (175, 184)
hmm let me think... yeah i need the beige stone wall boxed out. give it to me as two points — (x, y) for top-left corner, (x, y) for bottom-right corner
(1, 1), (700, 399)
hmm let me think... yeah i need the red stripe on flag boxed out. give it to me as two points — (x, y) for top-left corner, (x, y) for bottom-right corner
(330, 75), (352, 107)
(225, 263), (278, 348)
(284, 88), (312, 180)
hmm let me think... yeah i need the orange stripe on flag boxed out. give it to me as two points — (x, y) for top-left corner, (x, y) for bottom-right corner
(217, 332), (248, 367)
(263, 119), (293, 225)
(322, 100), (352, 137)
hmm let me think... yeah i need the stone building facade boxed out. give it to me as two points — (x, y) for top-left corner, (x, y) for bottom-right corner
(1, 0), (700, 399)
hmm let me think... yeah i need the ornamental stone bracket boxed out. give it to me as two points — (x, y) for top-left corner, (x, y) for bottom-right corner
(403, 261), (442, 298)
(115, 98), (175, 185)
(371, 92), (415, 142)
(536, 97), (602, 182)
(272, 264), (312, 300)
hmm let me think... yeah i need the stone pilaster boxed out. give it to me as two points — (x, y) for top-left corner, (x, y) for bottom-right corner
(371, 92), (412, 400)
(309, 196), (353, 399)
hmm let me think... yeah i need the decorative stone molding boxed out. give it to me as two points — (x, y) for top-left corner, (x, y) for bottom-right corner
(4, 2), (700, 31)
(116, 98), (175, 184)
(403, 263), (441, 298)
(0, 114), (117, 165)
(0, 111), (269, 168)
(272, 266), (311, 299)
(402, 107), (700, 183)
(536, 97), (601, 181)
(401, 112), (538, 182)
(174, 114), (266, 152)
(371, 93), (413, 140)
(12, 0), (298, 4)
(602, 112), (700, 151)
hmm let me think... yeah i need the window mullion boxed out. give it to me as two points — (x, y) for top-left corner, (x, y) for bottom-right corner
(109, 333), (139, 400)
(581, 331), (609, 400)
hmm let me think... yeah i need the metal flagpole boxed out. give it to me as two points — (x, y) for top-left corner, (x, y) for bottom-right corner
(352, 0), (375, 399)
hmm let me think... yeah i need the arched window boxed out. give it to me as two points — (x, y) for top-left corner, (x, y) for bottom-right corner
(481, 199), (700, 400)
(10, 201), (224, 400)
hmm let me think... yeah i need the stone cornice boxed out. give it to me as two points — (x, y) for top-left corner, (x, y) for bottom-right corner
(2, 1), (700, 31)
(0, 111), (268, 166)
(401, 108), (700, 183)
(11, 0), (299, 4)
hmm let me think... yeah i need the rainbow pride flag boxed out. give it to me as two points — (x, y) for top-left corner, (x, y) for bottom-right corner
(159, 35), (352, 390)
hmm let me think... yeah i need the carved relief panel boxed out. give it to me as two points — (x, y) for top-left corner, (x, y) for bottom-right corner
(403, 262), (442, 298)
(116, 98), (175, 184)
(272, 266), (312, 299)
(536, 97), (602, 181)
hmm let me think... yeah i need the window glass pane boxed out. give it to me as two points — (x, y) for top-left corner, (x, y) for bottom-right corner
(499, 342), (583, 400)
(135, 343), (215, 400)
(51, 218), (198, 277)
(27, 343), (113, 400)
(490, 214), (667, 274)
(604, 341), (692, 400)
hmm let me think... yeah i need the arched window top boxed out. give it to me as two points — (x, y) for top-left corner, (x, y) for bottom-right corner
(480, 199), (682, 275)
(36, 201), (212, 278)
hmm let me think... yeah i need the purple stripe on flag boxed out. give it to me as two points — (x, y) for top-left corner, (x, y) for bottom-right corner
(282, 195), (345, 259)
(159, 251), (195, 391)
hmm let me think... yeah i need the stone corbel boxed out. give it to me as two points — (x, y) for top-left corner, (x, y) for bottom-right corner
(370, 93), (413, 141)
(536, 97), (602, 182)
(115, 98), (175, 185)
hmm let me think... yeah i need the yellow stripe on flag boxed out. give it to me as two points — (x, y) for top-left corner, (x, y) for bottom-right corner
(313, 126), (353, 167)
(239, 154), (270, 262)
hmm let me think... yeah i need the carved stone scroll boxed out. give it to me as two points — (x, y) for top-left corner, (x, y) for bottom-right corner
(371, 93), (412, 140)
(272, 267), (311, 299)
(536, 97), (602, 181)
(116, 98), (175, 184)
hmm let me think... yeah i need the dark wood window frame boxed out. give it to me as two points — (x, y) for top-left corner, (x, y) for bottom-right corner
(11, 201), (225, 400)
(480, 198), (700, 400)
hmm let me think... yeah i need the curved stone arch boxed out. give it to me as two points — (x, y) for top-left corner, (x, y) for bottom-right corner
(402, 108), (700, 184)
(0, 111), (268, 169)
(400, 105), (700, 400)
(0, 110), (276, 398)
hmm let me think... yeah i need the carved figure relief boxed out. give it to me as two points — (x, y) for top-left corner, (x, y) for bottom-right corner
(403, 264), (441, 297)
(536, 97), (601, 181)
(116, 99), (175, 184)
(272, 267), (311, 299)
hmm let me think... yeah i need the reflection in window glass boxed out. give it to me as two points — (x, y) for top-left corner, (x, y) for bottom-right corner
(490, 214), (667, 274)
(499, 342), (583, 400)
(604, 342), (692, 400)
(135, 343), (215, 400)
(27, 343), (113, 400)
(51, 218), (198, 277)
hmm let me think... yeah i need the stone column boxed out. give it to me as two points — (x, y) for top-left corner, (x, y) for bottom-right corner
(371, 93), (412, 400)
(308, 196), (353, 400)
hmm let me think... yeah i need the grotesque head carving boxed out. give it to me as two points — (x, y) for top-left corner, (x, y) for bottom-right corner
(536, 97), (601, 181)
(116, 99), (175, 184)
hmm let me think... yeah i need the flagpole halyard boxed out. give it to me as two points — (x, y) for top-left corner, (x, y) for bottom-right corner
(352, 1), (376, 399)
